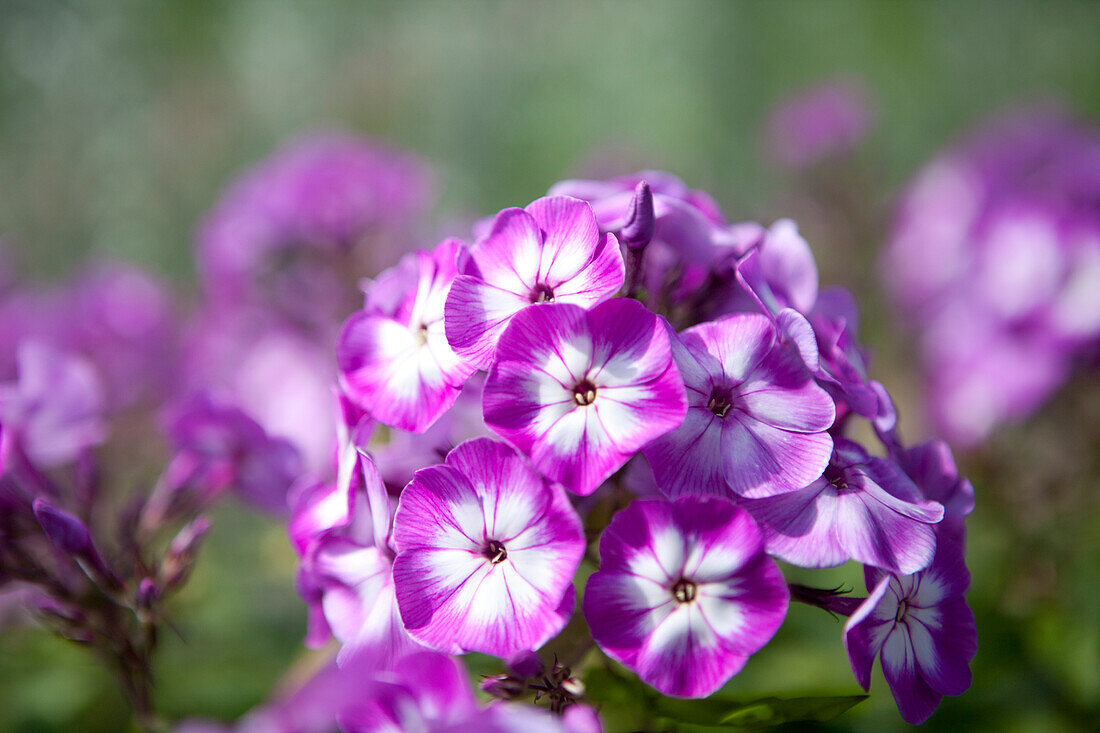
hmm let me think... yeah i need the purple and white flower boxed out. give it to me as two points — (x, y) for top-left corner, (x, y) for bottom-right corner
(483, 298), (687, 496)
(584, 497), (788, 698)
(295, 449), (416, 667)
(743, 438), (944, 574)
(845, 539), (977, 725)
(391, 438), (585, 658)
(338, 238), (476, 432)
(642, 312), (834, 499)
(445, 195), (624, 369)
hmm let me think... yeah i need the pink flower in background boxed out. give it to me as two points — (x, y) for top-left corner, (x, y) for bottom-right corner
(845, 539), (976, 725)
(483, 298), (687, 496)
(883, 109), (1100, 445)
(0, 341), (106, 469)
(642, 312), (834, 499)
(338, 238), (476, 432)
(584, 497), (788, 698)
(445, 195), (624, 369)
(391, 438), (585, 658)
(197, 133), (433, 329)
(766, 79), (874, 168)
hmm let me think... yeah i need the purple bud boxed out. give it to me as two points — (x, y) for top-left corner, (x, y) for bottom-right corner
(507, 649), (543, 679)
(33, 499), (93, 557)
(33, 498), (120, 589)
(137, 577), (160, 607)
(619, 181), (655, 251)
(163, 515), (211, 589)
(788, 583), (863, 617)
(480, 674), (526, 699)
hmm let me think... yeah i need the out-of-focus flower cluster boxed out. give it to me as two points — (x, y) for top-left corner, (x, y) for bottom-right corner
(0, 132), (436, 729)
(280, 168), (978, 730)
(884, 109), (1100, 446)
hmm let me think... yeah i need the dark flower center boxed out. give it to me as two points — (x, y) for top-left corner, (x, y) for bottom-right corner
(532, 283), (555, 303)
(895, 598), (908, 622)
(573, 378), (597, 406)
(484, 539), (508, 565)
(672, 578), (697, 604)
(707, 389), (733, 418)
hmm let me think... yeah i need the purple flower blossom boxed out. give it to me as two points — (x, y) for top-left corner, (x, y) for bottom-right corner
(483, 298), (687, 496)
(0, 340), (106, 469)
(338, 238), (476, 433)
(584, 497), (788, 698)
(290, 433), (415, 666)
(844, 539), (977, 725)
(153, 392), (304, 516)
(549, 172), (757, 310)
(883, 109), (1100, 445)
(445, 195), (625, 369)
(642, 312), (834, 499)
(391, 438), (585, 658)
(185, 309), (340, 474)
(890, 438), (974, 547)
(742, 438), (944, 574)
(766, 79), (874, 169)
(0, 261), (181, 412)
(197, 133), (433, 328)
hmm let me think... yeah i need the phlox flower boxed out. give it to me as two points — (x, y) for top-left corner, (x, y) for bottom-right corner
(391, 438), (585, 658)
(890, 437), (974, 548)
(642, 312), (834, 499)
(445, 195), (624, 369)
(742, 438), (944, 574)
(844, 539), (977, 725)
(290, 426), (415, 667)
(584, 497), (788, 698)
(338, 238), (475, 432)
(483, 298), (687, 496)
(548, 172), (758, 309)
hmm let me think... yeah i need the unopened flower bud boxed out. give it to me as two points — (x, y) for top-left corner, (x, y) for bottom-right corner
(163, 515), (211, 589)
(137, 577), (160, 608)
(33, 498), (119, 588)
(788, 583), (863, 617)
(480, 674), (526, 699)
(619, 181), (655, 252)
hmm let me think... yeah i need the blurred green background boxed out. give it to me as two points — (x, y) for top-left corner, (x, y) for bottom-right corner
(2, 1), (1100, 730)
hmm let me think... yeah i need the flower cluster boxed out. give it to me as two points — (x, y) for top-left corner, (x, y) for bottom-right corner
(188, 133), (435, 474)
(0, 132), (437, 729)
(883, 109), (1100, 446)
(297, 170), (979, 727)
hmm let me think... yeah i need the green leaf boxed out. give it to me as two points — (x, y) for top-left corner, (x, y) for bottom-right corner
(584, 664), (867, 730)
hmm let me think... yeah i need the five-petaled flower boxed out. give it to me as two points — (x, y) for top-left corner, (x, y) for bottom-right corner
(337, 238), (475, 432)
(642, 312), (835, 499)
(583, 497), (789, 698)
(445, 195), (624, 370)
(483, 298), (688, 496)
(391, 438), (585, 658)
(844, 539), (977, 725)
